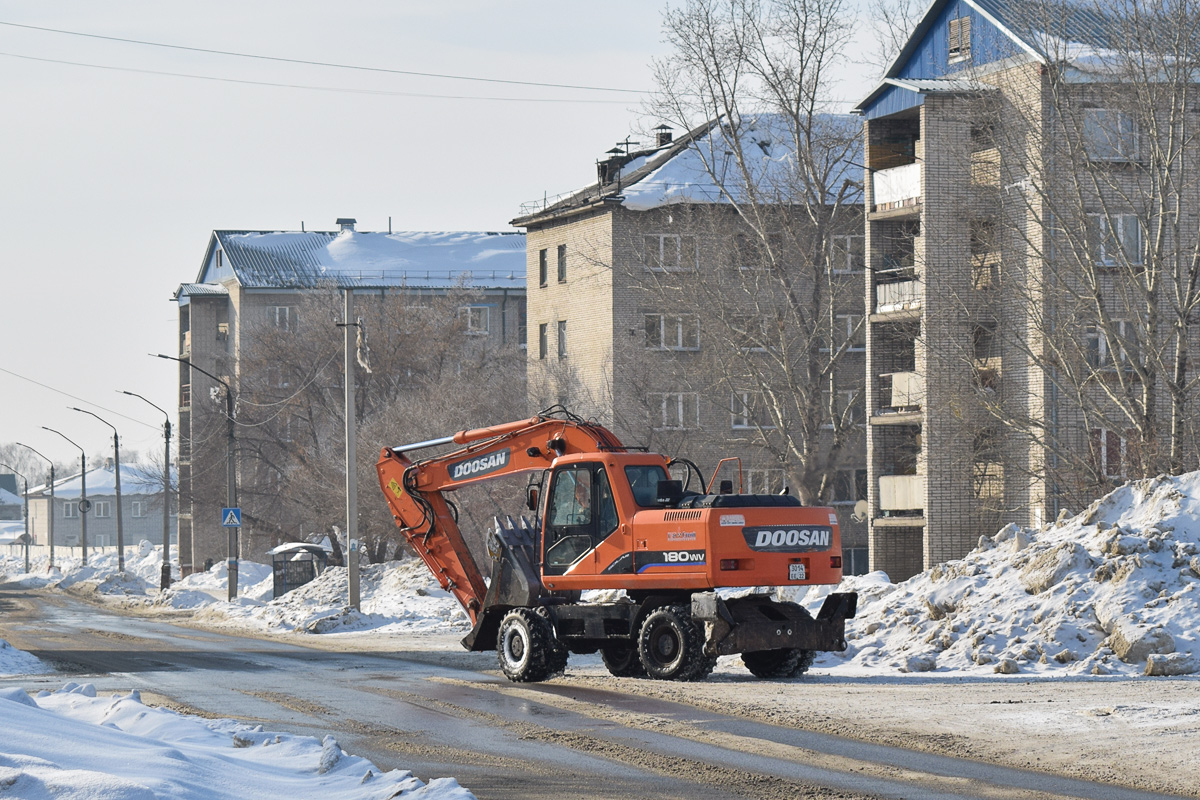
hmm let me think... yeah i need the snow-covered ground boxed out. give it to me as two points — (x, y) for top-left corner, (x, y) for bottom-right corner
(0, 683), (472, 800)
(3, 471), (1200, 795)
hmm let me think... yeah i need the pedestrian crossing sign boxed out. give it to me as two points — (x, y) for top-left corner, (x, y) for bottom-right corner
(221, 508), (242, 527)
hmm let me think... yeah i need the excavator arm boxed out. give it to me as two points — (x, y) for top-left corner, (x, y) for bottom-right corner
(377, 411), (626, 626)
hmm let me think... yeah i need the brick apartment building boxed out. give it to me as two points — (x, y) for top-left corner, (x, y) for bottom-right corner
(854, 0), (1200, 579)
(174, 221), (526, 574)
(513, 119), (871, 573)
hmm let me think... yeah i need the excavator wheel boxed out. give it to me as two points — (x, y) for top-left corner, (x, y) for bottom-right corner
(600, 642), (646, 678)
(497, 608), (564, 682)
(741, 648), (814, 678)
(638, 605), (709, 681)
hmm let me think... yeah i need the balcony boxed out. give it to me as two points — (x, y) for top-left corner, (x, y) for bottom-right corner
(872, 163), (921, 215)
(180, 384), (191, 409)
(875, 279), (922, 315)
(873, 372), (924, 425)
(181, 330), (191, 356)
(879, 474), (925, 511)
(972, 251), (1001, 290)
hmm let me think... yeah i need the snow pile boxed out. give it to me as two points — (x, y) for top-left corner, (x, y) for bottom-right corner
(152, 558), (275, 610)
(1, 540), (175, 594)
(805, 473), (1200, 676)
(0, 683), (474, 799)
(190, 560), (468, 635)
(0, 638), (49, 677)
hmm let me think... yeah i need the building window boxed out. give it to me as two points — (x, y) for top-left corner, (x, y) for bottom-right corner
(948, 15), (971, 62)
(650, 392), (700, 430)
(1083, 109), (1139, 161)
(269, 306), (298, 331)
(459, 305), (490, 335)
(823, 389), (865, 426)
(1088, 213), (1143, 268)
(731, 391), (775, 430)
(1090, 428), (1130, 480)
(557, 320), (567, 359)
(835, 313), (865, 351)
(645, 314), (700, 350)
(831, 235), (865, 274)
(644, 234), (698, 272)
(538, 323), (548, 360)
(732, 313), (775, 352)
(557, 244), (567, 282)
(1085, 320), (1138, 368)
(94, 501), (111, 518)
(216, 250), (223, 268)
(745, 468), (787, 494)
(132, 501), (145, 518)
(538, 249), (548, 287)
(844, 546), (869, 576)
(63, 502), (77, 519)
(518, 306), (527, 348)
(832, 468), (868, 504)
(732, 232), (783, 271)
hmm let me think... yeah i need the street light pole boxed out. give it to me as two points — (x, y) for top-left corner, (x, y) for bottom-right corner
(43, 427), (87, 566)
(1, 463), (30, 573)
(15, 443), (54, 571)
(72, 408), (124, 572)
(121, 391), (173, 590)
(155, 353), (238, 600)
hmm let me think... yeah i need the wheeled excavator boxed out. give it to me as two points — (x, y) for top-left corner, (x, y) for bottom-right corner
(376, 408), (856, 682)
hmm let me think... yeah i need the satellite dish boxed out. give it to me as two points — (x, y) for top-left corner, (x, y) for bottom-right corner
(851, 500), (868, 523)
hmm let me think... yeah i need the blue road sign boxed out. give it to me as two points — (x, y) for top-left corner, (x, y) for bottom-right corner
(221, 507), (242, 527)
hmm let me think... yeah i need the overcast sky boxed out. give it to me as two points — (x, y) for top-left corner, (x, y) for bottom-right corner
(0, 1), (879, 467)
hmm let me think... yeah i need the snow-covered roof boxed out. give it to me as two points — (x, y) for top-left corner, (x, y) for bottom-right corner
(177, 282), (230, 298)
(0, 521), (29, 545)
(0, 487), (22, 506)
(29, 464), (172, 499)
(513, 114), (861, 225)
(189, 230), (526, 293)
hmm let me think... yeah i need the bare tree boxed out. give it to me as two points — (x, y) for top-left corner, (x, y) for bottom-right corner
(616, 0), (865, 504)
(201, 285), (527, 562)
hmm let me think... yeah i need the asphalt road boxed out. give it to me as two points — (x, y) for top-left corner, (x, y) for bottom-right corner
(0, 585), (1187, 800)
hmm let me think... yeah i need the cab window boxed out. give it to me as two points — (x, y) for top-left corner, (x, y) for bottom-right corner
(624, 464), (669, 508)
(544, 463), (620, 574)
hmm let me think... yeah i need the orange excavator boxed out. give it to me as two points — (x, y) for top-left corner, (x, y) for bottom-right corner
(377, 407), (856, 682)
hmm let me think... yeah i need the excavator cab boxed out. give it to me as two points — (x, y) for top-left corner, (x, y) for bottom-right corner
(543, 463), (618, 574)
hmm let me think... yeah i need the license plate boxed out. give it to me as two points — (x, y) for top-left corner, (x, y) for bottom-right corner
(789, 562), (806, 581)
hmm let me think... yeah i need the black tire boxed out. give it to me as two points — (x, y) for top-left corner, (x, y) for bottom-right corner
(497, 608), (561, 682)
(638, 605), (709, 681)
(741, 602), (815, 679)
(600, 642), (646, 677)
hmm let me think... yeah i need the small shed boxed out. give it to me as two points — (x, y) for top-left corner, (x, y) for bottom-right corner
(269, 542), (330, 598)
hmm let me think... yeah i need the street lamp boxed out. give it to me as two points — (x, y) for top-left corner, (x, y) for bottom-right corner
(15, 443), (54, 572)
(121, 391), (174, 590)
(155, 353), (239, 600)
(42, 427), (88, 565)
(0, 463), (31, 573)
(72, 408), (124, 572)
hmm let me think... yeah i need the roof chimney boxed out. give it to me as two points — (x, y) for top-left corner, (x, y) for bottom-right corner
(654, 124), (674, 147)
(336, 218), (357, 232)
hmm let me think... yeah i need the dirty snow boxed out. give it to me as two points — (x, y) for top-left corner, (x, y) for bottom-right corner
(0, 683), (473, 800)
(787, 472), (1200, 677)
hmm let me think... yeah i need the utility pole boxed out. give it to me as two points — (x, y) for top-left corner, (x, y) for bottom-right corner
(156, 354), (237, 599)
(122, 391), (173, 590)
(73, 408), (124, 572)
(16, 444), (54, 571)
(1, 463), (30, 573)
(44, 427), (87, 565)
(337, 290), (361, 610)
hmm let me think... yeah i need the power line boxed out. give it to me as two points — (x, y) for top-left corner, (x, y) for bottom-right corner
(0, 51), (634, 104)
(0, 365), (159, 431)
(0, 19), (646, 94)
